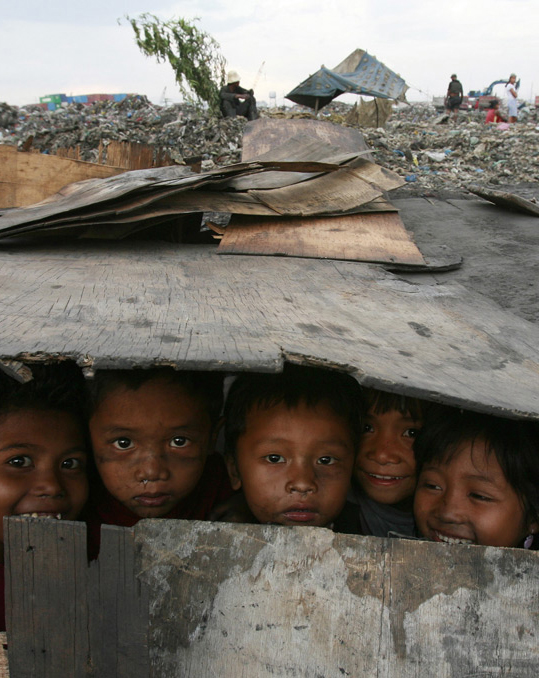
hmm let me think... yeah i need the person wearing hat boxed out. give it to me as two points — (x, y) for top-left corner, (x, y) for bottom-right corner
(445, 74), (463, 121)
(219, 70), (258, 120)
(505, 74), (519, 123)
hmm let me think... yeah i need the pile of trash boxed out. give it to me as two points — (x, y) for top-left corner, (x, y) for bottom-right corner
(0, 96), (247, 169)
(1, 96), (538, 193)
(362, 102), (539, 193)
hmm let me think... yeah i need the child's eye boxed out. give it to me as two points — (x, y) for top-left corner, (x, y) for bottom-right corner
(170, 436), (189, 448)
(113, 438), (133, 450)
(421, 481), (441, 491)
(61, 458), (85, 470)
(362, 423), (374, 434)
(7, 455), (32, 468)
(317, 456), (336, 465)
(403, 428), (420, 438)
(470, 492), (493, 502)
(264, 454), (285, 464)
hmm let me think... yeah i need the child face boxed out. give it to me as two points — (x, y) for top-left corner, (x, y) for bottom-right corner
(0, 409), (88, 555)
(414, 439), (538, 547)
(90, 378), (213, 518)
(228, 400), (355, 527)
(353, 408), (420, 507)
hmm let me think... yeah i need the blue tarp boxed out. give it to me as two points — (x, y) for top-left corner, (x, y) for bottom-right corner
(286, 49), (408, 111)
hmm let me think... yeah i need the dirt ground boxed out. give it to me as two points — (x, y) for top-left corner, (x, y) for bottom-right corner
(393, 184), (539, 325)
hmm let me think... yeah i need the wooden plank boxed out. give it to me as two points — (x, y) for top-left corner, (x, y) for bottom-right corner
(0, 245), (537, 417)
(4, 517), (90, 678)
(467, 184), (539, 216)
(134, 521), (539, 677)
(0, 161), (341, 236)
(218, 212), (426, 266)
(5, 519), (539, 676)
(0, 146), (124, 209)
(241, 118), (373, 161)
(87, 526), (149, 678)
(249, 166), (383, 215)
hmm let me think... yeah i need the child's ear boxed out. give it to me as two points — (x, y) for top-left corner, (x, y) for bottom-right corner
(527, 519), (539, 536)
(225, 456), (242, 491)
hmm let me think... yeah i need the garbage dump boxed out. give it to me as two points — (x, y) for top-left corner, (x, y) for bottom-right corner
(0, 96), (538, 196)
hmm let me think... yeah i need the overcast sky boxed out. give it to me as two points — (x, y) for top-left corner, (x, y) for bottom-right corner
(1, 0), (538, 108)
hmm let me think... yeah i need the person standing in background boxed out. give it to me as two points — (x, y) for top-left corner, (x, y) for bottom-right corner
(505, 74), (519, 123)
(446, 74), (463, 122)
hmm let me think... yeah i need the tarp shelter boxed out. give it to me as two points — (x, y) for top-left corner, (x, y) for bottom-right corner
(286, 49), (408, 112)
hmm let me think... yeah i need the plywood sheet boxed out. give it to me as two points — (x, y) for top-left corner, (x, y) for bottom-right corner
(242, 118), (373, 161)
(218, 212), (426, 266)
(0, 145), (124, 209)
(0, 244), (537, 417)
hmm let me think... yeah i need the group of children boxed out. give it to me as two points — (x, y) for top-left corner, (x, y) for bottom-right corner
(0, 361), (538, 629)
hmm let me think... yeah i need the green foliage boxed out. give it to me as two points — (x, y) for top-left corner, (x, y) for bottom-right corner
(124, 13), (226, 111)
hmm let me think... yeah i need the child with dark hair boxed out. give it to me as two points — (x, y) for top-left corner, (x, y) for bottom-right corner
(85, 368), (232, 554)
(0, 362), (89, 630)
(413, 409), (539, 548)
(350, 388), (430, 538)
(223, 365), (364, 529)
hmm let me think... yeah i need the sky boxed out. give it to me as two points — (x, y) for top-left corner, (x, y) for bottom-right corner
(1, 0), (538, 108)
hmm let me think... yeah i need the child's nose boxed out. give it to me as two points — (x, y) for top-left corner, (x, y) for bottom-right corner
(365, 434), (400, 464)
(31, 468), (65, 498)
(286, 463), (317, 494)
(434, 488), (464, 523)
(134, 452), (170, 483)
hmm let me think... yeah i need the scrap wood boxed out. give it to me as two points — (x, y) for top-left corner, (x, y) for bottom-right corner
(218, 212), (426, 267)
(467, 185), (539, 217)
(0, 160), (342, 240)
(241, 117), (373, 162)
(0, 144), (125, 209)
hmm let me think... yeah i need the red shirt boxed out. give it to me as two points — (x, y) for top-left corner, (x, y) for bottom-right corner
(485, 108), (503, 123)
(84, 453), (232, 558)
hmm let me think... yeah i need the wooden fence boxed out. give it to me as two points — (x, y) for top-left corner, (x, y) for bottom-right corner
(4, 517), (538, 677)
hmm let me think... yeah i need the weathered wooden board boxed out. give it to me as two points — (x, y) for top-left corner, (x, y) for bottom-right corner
(218, 212), (426, 266)
(241, 118), (373, 162)
(0, 161), (343, 235)
(0, 243), (537, 417)
(0, 145), (124, 209)
(5, 518), (539, 677)
(467, 184), (539, 216)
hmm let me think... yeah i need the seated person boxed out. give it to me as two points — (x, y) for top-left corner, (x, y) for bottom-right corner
(84, 368), (232, 554)
(485, 99), (506, 124)
(223, 364), (363, 529)
(413, 408), (539, 548)
(220, 70), (258, 120)
(349, 388), (430, 538)
(0, 362), (89, 631)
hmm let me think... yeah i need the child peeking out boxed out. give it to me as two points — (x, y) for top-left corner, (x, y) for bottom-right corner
(350, 388), (429, 538)
(413, 409), (539, 548)
(223, 365), (363, 529)
(84, 368), (232, 554)
(0, 363), (89, 631)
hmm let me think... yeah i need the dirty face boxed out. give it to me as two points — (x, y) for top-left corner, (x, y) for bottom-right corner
(414, 439), (537, 547)
(90, 379), (212, 518)
(228, 400), (355, 527)
(353, 408), (420, 507)
(0, 409), (88, 558)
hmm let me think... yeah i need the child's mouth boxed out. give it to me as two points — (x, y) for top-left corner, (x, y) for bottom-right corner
(18, 512), (65, 519)
(432, 530), (474, 545)
(134, 493), (171, 507)
(282, 508), (318, 523)
(364, 471), (407, 485)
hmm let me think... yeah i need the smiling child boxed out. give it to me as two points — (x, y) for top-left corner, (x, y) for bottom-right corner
(350, 389), (429, 537)
(413, 409), (539, 548)
(0, 363), (89, 630)
(223, 365), (364, 528)
(84, 368), (231, 554)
